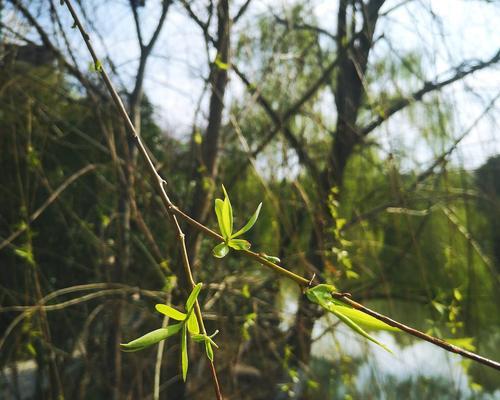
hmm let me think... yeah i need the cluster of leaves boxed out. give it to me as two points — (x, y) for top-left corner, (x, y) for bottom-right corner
(120, 283), (218, 381)
(306, 284), (399, 352)
(212, 185), (262, 258)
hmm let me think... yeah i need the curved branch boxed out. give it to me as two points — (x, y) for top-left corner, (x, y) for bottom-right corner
(0, 164), (98, 251)
(360, 48), (500, 137)
(59, 0), (500, 373)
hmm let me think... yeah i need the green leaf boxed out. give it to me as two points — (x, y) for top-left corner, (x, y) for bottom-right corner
(232, 202), (262, 238)
(190, 333), (206, 343)
(155, 304), (187, 321)
(261, 254), (281, 264)
(95, 60), (103, 72)
(193, 131), (202, 144)
(14, 246), (35, 266)
(214, 198), (230, 239)
(205, 340), (214, 361)
(120, 324), (182, 352)
(305, 284), (337, 305)
(185, 283), (202, 312)
(214, 54), (229, 70)
(331, 308), (393, 353)
(446, 337), (476, 351)
(212, 242), (229, 258)
(187, 313), (200, 334)
(221, 185), (233, 237)
(228, 239), (251, 251)
(329, 305), (399, 331)
(306, 284), (396, 352)
(181, 324), (188, 381)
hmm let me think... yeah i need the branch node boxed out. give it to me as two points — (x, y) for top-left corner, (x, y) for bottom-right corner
(308, 273), (316, 287)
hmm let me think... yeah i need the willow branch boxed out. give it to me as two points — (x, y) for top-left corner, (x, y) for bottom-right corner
(59, 0), (500, 374)
(59, 1), (223, 397)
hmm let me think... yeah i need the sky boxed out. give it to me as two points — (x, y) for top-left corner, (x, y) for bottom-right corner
(4, 0), (499, 172)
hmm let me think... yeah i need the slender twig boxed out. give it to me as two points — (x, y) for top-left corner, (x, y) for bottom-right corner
(59, 0), (500, 375)
(0, 164), (97, 251)
(0, 283), (166, 353)
(154, 292), (171, 400)
(59, 1), (223, 397)
(333, 294), (500, 370)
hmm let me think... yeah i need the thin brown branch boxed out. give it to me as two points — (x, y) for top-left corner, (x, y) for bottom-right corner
(232, 65), (322, 181)
(272, 13), (337, 41)
(233, 0), (252, 23)
(360, 48), (500, 137)
(60, 1), (223, 397)
(0, 164), (98, 251)
(343, 90), (500, 231)
(334, 293), (500, 370)
(60, 0), (500, 376)
(8, 0), (101, 97)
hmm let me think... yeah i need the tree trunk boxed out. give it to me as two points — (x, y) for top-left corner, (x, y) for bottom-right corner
(186, 0), (230, 267)
(286, 2), (385, 398)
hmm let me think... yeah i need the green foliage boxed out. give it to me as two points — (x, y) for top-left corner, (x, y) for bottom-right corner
(121, 283), (215, 381)
(306, 284), (398, 352)
(212, 185), (262, 258)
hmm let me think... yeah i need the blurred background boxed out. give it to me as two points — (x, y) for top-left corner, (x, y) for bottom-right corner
(1, 0), (499, 399)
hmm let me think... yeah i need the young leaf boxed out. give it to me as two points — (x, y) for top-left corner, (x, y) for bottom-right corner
(187, 312), (200, 334)
(185, 283), (202, 312)
(330, 308), (393, 353)
(261, 254), (281, 264)
(214, 54), (229, 70)
(205, 340), (214, 361)
(190, 333), (206, 343)
(306, 284), (395, 352)
(446, 337), (476, 351)
(212, 242), (229, 258)
(181, 324), (188, 381)
(305, 284), (337, 306)
(227, 239), (251, 251)
(120, 324), (182, 352)
(221, 185), (233, 237)
(214, 199), (230, 239)
(232, 202), (262, 238)
(155, 304), (187, 321)
(330, 306), (399, 331)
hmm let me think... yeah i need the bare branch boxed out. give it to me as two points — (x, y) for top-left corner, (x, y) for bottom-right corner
(0, 164), (98, 251)
(360, 48), (500, 137)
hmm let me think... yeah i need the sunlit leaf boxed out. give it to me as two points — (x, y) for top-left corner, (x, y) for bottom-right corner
(446, 337), (476, 352)
(214, 54), (229, 70)
(331, 308), (393, 353)
(214, 199), (229, 239)
(221, 185), (233, 237)
(261, 254), (281, 264)
(306, 284), (396, 352)
(185, 283), (202, 312)
(205, 340), (214, 361)
(187, 312), (200, 334)
(305, 284), (337, 305)
(227, 239), (251, 251)
(14, 246), (35, 266)
(120, 324), (182, 352)
(212, 242), (229, 258)
(190, 333), (206, 343)
(155, 304), (186, 321)
(232, 202), (262, 238)
(329, 305), (399, 331)
(181, 324), (188, 381)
